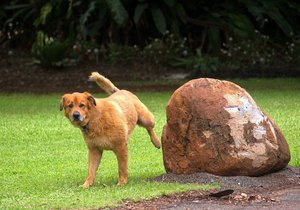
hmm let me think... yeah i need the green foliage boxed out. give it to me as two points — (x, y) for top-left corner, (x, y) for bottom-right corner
(220, 33), (275, 71)
(133, 0), (183, 35)
(33, 2), (53, 27)
(151, 8), (167, 34)
(102, 32), (189, 67)
(79, 1), (97, 38)
(134, 2), (148, 24)
(258, 0), (293, 36)
(31, 31), (74, 68)
(181, 0), (300, 52)
(171, 49), (220, 75)
(105, 43), (138, 65)
(1, 0), (300, 74)
(141, 32), (188, 65)
(218, 32), (300, 76)
(107, 0), (128, 26)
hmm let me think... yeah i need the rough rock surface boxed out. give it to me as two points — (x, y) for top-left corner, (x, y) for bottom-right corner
(161, 78), (290, 176)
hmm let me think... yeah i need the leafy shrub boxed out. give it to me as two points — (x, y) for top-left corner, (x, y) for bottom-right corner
(31, 31), (74, 68)
(141, 32), (189, 65)
(219, 32), (276, 71)
(219, 31), (300, 70)
(105, 44), (139, 65)
(171, 49), (220, 76)
(102, 32), (189, 66)
(2, 0), (300, 52)
(72, 39), (101, 64)
(283, 38), (300, 67)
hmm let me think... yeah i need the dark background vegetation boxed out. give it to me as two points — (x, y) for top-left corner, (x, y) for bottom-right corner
(1, 0), (300, 79)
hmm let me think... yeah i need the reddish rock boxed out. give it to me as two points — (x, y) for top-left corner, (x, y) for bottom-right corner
(162, 78), (290, 176)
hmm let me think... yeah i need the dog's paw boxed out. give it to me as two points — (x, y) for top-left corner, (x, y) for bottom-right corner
(151, 141), (161, 149)
(117, 179), (127, 186)
(117, 182), (126, 187)
(81, 181), (93, 189)
(152, 137), (161, 149)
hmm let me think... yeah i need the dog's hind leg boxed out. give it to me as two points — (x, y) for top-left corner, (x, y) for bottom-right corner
(146, 127), (161, 149)
(136, 103), (161, 149)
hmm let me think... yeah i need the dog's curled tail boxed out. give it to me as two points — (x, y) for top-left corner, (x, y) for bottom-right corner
(89, 72), (119, 95)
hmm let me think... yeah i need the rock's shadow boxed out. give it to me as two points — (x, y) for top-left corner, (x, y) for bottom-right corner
(152, 166), (300, 191)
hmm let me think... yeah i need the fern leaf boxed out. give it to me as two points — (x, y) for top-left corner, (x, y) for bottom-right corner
(106, 0), (128, 26)
(134, 3), (148, 24)
(151, 8), (167, 34)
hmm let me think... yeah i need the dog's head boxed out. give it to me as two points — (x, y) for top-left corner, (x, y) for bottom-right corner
(60, 92), (96, 127)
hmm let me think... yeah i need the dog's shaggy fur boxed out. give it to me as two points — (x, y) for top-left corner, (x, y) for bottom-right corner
(60, 72), (161, 187)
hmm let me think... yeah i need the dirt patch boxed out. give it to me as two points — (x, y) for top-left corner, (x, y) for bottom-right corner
(152, 166), (300, 190)
(109, 166), (300, 209)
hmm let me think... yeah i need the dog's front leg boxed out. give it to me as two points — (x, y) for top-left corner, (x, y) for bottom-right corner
(81, 148), (103, 188)
(114, 146), (128, 186)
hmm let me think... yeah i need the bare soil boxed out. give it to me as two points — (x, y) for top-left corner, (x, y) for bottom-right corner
(111, 166), (300, 210)
(0, 52), (183, 94)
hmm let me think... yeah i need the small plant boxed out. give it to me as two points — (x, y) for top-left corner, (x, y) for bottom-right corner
(217, 32), (300, 76)
(141, 32), (189, 65)
(31, 31), (74, 68)
(283, 38), (300, 67)
(105, 43), (139, 65)
(219, 32), (278, 71)
(101, 32), (190, 67)
(72, 39), (101, 64)
(170, 48), (220, 76)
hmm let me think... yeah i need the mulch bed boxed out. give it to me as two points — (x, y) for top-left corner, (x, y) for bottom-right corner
(0, 52), (183, 94)
(109, 166), (300, 210)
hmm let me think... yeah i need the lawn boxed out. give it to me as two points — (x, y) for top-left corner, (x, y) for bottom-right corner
(0, 78), (299, 209)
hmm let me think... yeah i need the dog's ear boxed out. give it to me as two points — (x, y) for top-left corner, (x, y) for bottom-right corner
(84, 92), (96, 106)
(60, 94), (69, 111)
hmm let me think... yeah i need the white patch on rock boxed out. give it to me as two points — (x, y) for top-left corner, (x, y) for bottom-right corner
(224, 94), (266, 148)
(251, 143), (267, 155)
(253, 125), (266, 140)
(196, 142), (206, 148)
(265, 117), (278, 143)
(224, 93), (279, 166)
(238, 143), (268, 168)
(203, 130), (213, 138)
(250, 143), (268, 168)
(252, 155), (268, 168)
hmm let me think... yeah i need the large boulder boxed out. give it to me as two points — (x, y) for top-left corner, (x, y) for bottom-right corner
(162, 78), (290, 176)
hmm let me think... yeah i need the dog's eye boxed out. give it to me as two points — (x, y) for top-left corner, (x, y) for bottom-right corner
(79, 103), (85, 108)
(68, 103), (74, 109)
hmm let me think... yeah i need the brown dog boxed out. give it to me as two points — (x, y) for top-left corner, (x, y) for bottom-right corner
(60, 72), (161, 188)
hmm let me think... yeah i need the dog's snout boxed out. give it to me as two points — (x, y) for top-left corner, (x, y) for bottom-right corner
(72, 111), (81, 121)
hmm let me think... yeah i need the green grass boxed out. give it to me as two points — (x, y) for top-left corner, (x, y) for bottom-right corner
(0, 78), (300, 209)
(0, 93), (212, 209)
